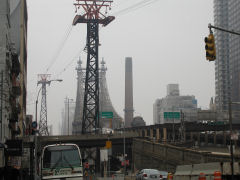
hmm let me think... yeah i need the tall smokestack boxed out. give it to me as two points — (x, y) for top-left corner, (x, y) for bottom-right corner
(124, 57), (134, 127)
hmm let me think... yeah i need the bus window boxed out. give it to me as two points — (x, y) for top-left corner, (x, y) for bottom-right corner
(41, 144), (83, 179)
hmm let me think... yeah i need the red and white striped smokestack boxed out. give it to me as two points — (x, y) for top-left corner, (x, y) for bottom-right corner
(124, 57), (134, 127)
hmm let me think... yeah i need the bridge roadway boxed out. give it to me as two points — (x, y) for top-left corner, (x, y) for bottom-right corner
(122, 122), (240, 132)
(22, 132), (140, 152)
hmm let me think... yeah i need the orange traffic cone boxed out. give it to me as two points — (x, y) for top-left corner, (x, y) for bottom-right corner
(199, 172), (206, 180)
(213, 171), (221, 180)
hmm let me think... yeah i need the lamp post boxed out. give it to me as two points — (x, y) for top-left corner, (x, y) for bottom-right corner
(228, 101), (240, 180)
(123, 121), (126, 177)
(35, 87), (42, 124)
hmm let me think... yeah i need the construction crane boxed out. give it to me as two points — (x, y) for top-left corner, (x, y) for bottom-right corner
(73, 0), (115, 134)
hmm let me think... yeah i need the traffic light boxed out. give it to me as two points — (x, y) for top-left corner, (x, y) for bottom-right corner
(204, 33), (216, 61)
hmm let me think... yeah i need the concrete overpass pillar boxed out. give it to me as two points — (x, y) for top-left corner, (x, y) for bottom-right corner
(214, 132), (216, 145)
(144, 129), (148, 137)
(190, 132), (193, 141)
(197, 133), (200, 147)
(223, 131), (226, 146)
(163, 128), (167, 143)
(156, 128), (160, 140)
(137, 129), (141, 136)
(205, 132), (208, 146)
(150, 129), (153, 139)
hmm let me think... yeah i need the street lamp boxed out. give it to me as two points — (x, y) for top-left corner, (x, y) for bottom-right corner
(35, 87), (42, 125)
(123, 121), (126, 177)
(228, 100), (240, 180)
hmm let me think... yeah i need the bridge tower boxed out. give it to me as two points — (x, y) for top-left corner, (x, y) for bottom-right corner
(73, 0), (115, 134)
(72, 59), (122, 134)
(99, 59), (122, 128)
(38, 74), (51, 136)
(72, 59), (85, 134)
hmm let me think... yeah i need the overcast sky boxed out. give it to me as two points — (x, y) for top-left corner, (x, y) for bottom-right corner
(26, 0), (214, 134)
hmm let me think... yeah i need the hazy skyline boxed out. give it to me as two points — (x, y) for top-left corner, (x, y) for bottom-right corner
(26, 0), (214, 134)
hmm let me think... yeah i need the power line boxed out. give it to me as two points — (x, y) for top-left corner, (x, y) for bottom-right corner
(113, 0), (156, 16)
(45, 21), (74, 73)
(51, 0), (160, 78)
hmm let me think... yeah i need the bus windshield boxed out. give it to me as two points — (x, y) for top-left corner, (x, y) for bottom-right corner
(43, 145), (82, 169)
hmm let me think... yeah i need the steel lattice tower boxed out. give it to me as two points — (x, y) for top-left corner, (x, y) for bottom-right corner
(73, 0), (115, 134)
(38, 74), (51, 136)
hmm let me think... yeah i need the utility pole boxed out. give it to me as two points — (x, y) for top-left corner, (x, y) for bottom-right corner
(123, 121), (126, 177)
(207, 24), (240, 179)
(72, 1), (114, 174)
(38, 74), (51, 136)
(180, 110), (185, 142)
(37, 74), (62, 136)
(228, 101), (234, 180)
(0, 71), (3, 141)
(228, 101), (240, 180)
(73, 0), (114, 134)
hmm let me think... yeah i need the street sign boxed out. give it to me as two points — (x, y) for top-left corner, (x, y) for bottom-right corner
(101, 112), (113, 118)
(164, 112), (180, 119)
(32, 121), (37, 128)
(105, 141), (112, 149)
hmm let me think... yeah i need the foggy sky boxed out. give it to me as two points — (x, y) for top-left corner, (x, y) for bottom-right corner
(26, 0), (214, 134)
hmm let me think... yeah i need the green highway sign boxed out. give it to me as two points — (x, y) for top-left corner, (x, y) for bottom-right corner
(101, 112), (113, 118)
(164, 112), (180, 119)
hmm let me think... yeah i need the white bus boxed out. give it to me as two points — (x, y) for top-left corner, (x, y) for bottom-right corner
(41, 143), (83, 180)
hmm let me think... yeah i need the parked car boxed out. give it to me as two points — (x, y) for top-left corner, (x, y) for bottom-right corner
(159, 171), (168, 180)
(136, 169), (167, 180)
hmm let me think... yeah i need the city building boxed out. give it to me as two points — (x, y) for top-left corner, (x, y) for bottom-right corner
(214, 0), (230, 113)
(0, 0), (13, 143)
(9, 0), (28, 137)
(153, 84), (198, 124)
(0, 0), (28, 176)
(131, 116), (146, 127)
(214, 1), (240, 121)
(0, 0), (27, 142)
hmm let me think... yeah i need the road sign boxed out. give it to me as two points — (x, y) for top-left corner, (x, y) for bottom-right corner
(164, 112), (180, 119)
(105, 141), (112, 149)
(101, 112), (113, 118)
(32, 121), (37, 128)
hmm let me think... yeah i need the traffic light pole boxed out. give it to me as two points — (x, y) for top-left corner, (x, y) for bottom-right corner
(208, 23), (240, 36)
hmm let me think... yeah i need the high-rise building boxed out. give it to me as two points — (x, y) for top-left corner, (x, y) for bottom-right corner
(124, 57), (134, 128)
(214, 0), (230, 112)
(214, 1), (240, 118)
(228, 2), (240, 107)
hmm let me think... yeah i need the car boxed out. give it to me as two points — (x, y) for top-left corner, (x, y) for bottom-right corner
(136, 169), (167, 180)
(159, 171), (168, 180)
